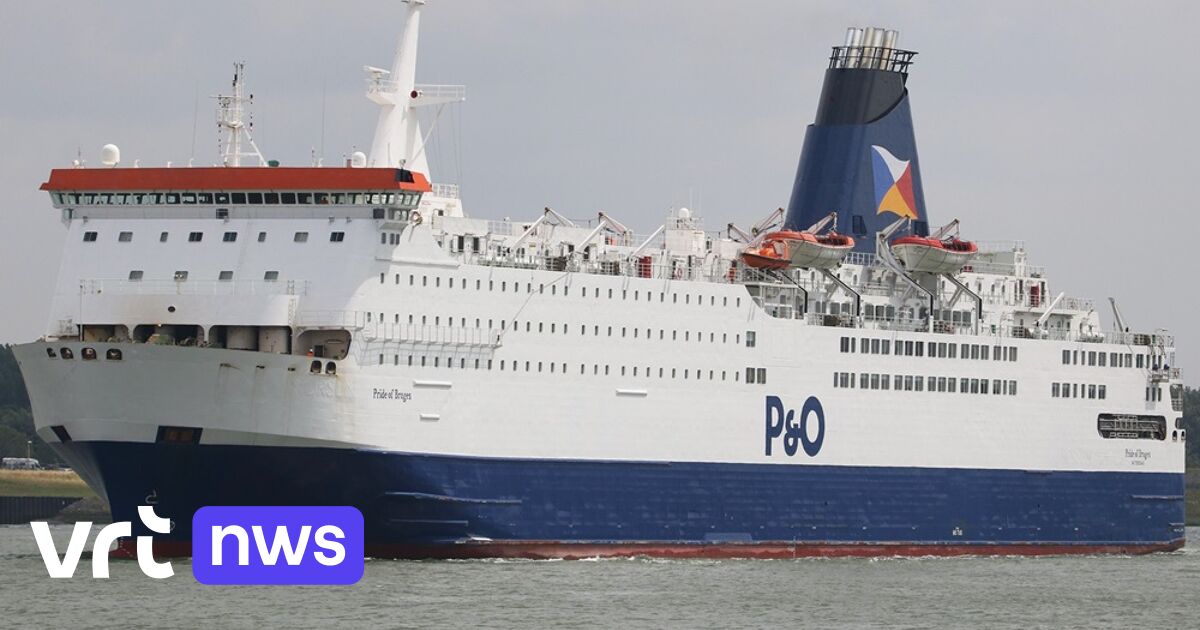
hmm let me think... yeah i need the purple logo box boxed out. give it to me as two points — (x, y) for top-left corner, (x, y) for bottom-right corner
(192, 506), (364, 585)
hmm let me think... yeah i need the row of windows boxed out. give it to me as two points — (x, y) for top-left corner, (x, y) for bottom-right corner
(131, 270), (280, 282)
(55, 191), (419, 207)
(1061, 349), (1151, 369)
(375, 353), (750, 382)
(839, 337), (1019, 362)
(1051, 382), (1108, 400)
(833, 371), (1019, 395)
(379, 273), (744, 308)
(372, 311), (755, 346)
(85, 230), (345, 244)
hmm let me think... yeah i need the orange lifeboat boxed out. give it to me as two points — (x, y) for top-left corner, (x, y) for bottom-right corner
(891, 235), (978, 274)
(762, 230), (855, 269)
(739, 237), (791, 270)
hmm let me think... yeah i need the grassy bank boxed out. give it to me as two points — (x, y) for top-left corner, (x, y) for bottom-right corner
(0, 469), (96, 498)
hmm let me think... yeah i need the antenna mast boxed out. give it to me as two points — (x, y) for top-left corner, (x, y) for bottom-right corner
(213, 62), (266, 167)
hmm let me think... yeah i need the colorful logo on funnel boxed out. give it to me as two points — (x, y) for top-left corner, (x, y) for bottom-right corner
(870, 145), (918, 220)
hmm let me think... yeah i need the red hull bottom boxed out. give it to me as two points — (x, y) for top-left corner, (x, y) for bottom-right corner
(117, 538), (1185, 561)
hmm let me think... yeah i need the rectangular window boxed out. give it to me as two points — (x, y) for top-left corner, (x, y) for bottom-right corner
(757, 368), (767, 384)
(1052, 383), (1060, 397)
(174, 270), (188, 281)
(188, 232), (203, 242)
(118, 231), (133, 242)
(746, 331), (756, 348)
(232, 192), (247, 204)
(330, 232), (345, 242)
(294, 232), (309, 243)
(218, 270), (234, 281)
(223, 231), (238, 242)
(160, 231), (169, 243)
(215, 207), (229, 219)
(264, 271), (279, 281)
(83, 231), (98, 242)
(128, 270), (143, 281)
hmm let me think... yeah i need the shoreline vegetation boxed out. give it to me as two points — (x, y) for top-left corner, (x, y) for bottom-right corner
(0, 468), (97, 499)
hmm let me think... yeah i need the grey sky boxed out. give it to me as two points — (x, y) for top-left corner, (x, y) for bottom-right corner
(1, 1), (1197, 384)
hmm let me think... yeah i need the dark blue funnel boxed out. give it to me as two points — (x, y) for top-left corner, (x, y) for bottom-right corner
(784, 40), (929, 252)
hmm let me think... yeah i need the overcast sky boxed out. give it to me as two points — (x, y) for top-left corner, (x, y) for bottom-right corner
(1, 1), (1197, 384)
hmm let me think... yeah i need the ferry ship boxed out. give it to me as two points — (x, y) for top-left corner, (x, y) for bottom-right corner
(14, 4), (1187, 558)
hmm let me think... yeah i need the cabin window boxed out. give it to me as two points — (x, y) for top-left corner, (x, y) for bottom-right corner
(219, 270), (234, 281)
(257, 232), (267, 242)
(223, 232), (238, 242)
(264, 271), (279, 281)
(188, 232), (203, 242)
(746, 331), (756, 348)
(129, 270), (144, 281)
(215, 208), (230, 219)
(174, 271), (189, 281)
(118, 231), (133, 242)
(160, 231), (169, 242)
(83, 231), (98, 242)
(294, 232), (309, 243)
(330, 232), (345, 242)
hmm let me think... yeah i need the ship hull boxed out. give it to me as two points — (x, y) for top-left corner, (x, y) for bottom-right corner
(50, 440), (1185, 559)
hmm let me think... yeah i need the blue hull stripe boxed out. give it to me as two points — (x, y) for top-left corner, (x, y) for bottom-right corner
(58, 441), (1185, 547)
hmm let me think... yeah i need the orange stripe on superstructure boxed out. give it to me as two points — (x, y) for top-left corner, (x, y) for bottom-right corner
(40, 167), (432, 192)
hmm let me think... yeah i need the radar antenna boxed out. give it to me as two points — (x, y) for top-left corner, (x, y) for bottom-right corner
(213, 63), (266, 167)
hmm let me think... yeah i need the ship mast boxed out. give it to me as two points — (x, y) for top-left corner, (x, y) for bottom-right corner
(213, 62), (266, 167)
(365, 0), (464, 178)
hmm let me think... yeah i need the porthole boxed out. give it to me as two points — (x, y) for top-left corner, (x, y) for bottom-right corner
(105, 349), (123, 361)
(60, 348), (74, 360)
(81, 347), (97, 361)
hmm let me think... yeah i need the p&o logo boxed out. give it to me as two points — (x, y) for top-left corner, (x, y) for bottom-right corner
(764, 395), (825, 457)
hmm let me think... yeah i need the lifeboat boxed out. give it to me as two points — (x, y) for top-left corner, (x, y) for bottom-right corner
(739, 238), (791, 270)
(762, 230), (855, 269)
(891, 235), (978, 274)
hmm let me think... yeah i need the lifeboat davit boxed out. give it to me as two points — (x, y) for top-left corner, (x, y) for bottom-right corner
(762, 230), (855, 269)
(739, 238), (791, 270)
(891, 235), (978, 274)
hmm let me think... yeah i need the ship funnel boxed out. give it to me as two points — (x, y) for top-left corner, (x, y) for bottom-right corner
(783, 26), (928, 253)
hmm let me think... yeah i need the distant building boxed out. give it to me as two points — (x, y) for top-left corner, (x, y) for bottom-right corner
(1, 457), (41, 470)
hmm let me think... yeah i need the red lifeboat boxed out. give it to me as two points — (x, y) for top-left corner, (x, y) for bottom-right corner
(890, 235), (978, 274)
(762, 230), (855, 269)
(739, 238), (791, 270)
